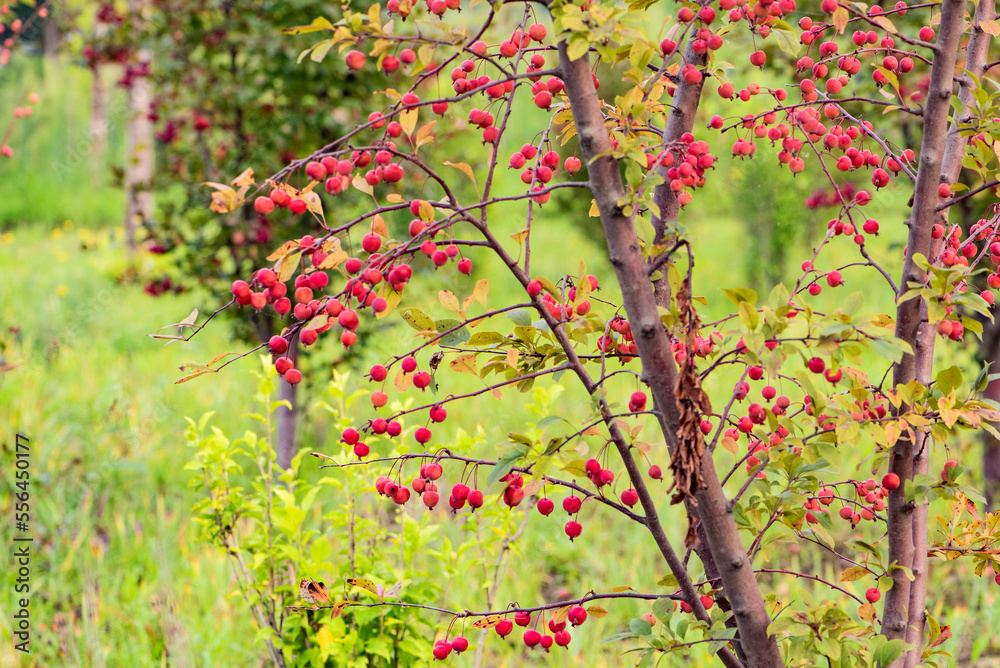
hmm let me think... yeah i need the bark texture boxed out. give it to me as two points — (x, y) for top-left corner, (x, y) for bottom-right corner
(558, 40), (782, 668)
(882, 0), (969, 663)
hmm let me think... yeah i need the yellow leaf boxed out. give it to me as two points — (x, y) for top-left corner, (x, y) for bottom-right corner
(301, 191), (325, 221)
(589, 199), (599, 217)
(720, 436), (739, 455)
(832, 7), (849, 33)
(473, 279), (489, 308)
(267, 240), (299, 262)
(230, 167), (255, 187)
(346, 578), (380, 597)
(418, 200), (435, 222)
(368, 3), (381, 32)
(415, 121), (436, 149)
(352, 174), (374, 197)
(318, 250), (348, 270)
(282, 16), (335, 34)
(871, 15), (896, 33)
(275, 250), (302, 282)
(439, 290), (461, 312)
(400, 108), (418, 138)
(372, 214), (389, 238)
(506, 349), (519, 369)
(858, 602), (876, 622)
(471, 615), (505, 629)
(587, 605), (608, 619)
(552, 606), (570, 624)
(443, 161), (478, 194)
(175, 369), (212, 384)
(386, 193), (405, 203)
(375, 288), (402, 319)
(840, 566), (869, 582)
(395, 369), (412, 392)
(981, 19), (1000, 37)
(203, 181), (236, 196)
(612, 586), (635, 593)
(582, 425), (602, 436)
(450, 354), (478, 375)
(204, 351), (238, 367)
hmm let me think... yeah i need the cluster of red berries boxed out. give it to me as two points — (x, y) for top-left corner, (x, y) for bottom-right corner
(431, 635), (468, 660)
(597, 315), (638, 360)
(657, 135), (718, 207)
(1, 92), (38, 158)
(526, 276), (595, 320)
(482, 607), (582, 656)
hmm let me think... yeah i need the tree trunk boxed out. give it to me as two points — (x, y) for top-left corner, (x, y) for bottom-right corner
(90, 66), (107, 187)
(881, 1), (973, 664)
(124, 0), (154, 254)
(124, 50), (153, 252)
(43, 9), (59, 58)
(558, 38), (779, 668)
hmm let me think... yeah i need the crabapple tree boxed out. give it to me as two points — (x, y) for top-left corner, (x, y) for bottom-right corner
(171, 0), (1000, 664)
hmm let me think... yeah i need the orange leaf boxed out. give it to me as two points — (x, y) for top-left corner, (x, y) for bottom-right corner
(471, 615), (504, 629)
(371, 214), (389, 238)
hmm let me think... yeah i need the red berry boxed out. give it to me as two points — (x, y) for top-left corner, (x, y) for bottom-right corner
(345, 49), (366, 70)
(564, 520), (582, 540)
(536, 497), (554, 515)
(562, 495), (582, 514)
(268, 335), (289, 355)
(567, 606), (587, 626)
(866, 587), (881, 603)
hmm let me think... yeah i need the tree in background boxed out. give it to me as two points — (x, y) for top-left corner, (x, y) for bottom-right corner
(162, 0), (1000, 665)
(86, 0), (389, 466)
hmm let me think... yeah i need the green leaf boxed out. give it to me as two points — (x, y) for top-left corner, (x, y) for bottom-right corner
(467, 331), (503, 346)
(724, 287), (758, 307)
(567, 36), (591, 62)
(434, 319), (471, 346)
(561, 459), (588, 477)
(629, 618), (653, 636)
(601, 631), (638, 644)
(738, 301), (760, 331)
(486, 453), (521, 488)
(399, 307), (435, 331)
(975, 362), (994, 392)
(873, 638), (910, 665)
(656, 574), (678, 587)
(773, 29), (800, 56)
(935, 365), (963, 395)
(870, 337), (905, 363)
(282, 16), (335, 34)
(506, 309), (533, 327)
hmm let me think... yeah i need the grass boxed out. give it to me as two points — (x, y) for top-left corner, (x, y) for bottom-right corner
(1, 53), (999, 668)
(0, 58), (126, 230)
